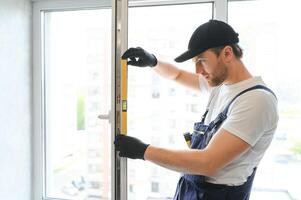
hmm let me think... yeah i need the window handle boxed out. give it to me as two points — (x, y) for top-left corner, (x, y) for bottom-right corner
(98, 110), (112, 124)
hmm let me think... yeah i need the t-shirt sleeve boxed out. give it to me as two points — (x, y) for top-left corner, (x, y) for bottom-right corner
(221, 91), (278, 146)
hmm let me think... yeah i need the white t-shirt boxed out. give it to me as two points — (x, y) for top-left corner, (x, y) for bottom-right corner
(199, 76), (279, 186)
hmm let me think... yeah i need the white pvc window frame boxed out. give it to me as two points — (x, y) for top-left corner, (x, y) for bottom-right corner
(32, 2), (113, 200)
(32, 0), (228, 200)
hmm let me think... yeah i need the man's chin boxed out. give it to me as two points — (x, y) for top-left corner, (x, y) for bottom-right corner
(207, 80), (215, 87)
(207, 80), (222, 87)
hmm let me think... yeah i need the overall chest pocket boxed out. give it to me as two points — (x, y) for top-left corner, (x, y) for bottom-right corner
(190, 131), (207, 149)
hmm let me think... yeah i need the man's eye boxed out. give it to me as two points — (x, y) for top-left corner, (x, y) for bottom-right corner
(196, 59), (206, 64)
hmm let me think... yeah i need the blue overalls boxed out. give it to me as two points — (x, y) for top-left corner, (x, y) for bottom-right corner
(174, 85), (276, 200)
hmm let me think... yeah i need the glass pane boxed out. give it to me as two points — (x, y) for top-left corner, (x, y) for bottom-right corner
(128, 4), (212, 200)
(44, 9), (112, 200)
(228, 1), (301, 199)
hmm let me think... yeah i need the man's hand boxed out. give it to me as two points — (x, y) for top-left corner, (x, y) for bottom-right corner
(114, 135), (150, 160)
(122, 47), (157, 67)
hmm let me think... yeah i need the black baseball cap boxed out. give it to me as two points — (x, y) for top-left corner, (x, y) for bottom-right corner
(174, 20), (239, 63)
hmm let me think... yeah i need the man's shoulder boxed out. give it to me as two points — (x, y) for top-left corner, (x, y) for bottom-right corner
(230, 77), (276, 103)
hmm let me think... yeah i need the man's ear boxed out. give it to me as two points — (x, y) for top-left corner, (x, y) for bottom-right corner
(222, 45), (234, 63)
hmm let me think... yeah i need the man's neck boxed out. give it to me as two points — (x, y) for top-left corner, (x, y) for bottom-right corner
(224, 59), (252, 85)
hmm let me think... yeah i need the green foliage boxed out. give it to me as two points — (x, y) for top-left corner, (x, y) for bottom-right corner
(77, 90), (85, 130)
(291, 139), (301, 154)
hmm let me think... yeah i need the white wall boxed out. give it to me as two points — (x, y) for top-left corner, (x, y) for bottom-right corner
(0, 0), (32, 199)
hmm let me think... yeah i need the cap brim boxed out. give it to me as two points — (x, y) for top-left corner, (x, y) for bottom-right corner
(174, 48), (206, 63)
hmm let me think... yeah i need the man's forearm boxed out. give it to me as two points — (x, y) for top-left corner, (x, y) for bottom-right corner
(153, 60), (181, 80)
(144, 145), (216, 176)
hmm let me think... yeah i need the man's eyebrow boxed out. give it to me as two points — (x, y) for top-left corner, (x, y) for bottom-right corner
(193, 54), (202, 61)
(195, 56), (207, 61)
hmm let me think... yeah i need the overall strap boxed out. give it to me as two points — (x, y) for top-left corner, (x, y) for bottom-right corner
(206, 85), (276, 133)
(222, 85), (277, 116)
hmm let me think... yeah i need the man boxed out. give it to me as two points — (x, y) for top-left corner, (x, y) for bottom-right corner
(115, 20), (278, 200)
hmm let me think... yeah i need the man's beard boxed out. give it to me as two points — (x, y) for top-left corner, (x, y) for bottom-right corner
(207, 64), (228, 87)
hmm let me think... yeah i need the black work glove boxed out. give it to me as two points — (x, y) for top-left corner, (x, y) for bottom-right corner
(122, 47), (157, 67)
(114, 135), (150, 160)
